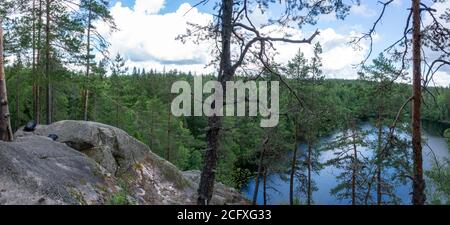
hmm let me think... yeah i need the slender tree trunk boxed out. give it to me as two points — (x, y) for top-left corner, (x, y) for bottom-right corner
(307, 141), (312, 205)
(35, 0), (43, 124)
(252, 136), (268, 205)
(376, 106), (383, 205)
(92, 92), (97, 121)
(411, 0), (426, 205)
(45, 0), (52, 125)
(197, 0), (233, 205)
(32, 0), (40, 124)
(290, 123), (299, 205)
(51, 83), (55, 121)
(116, 102), (119, 128)
(83, 1), (92, 121)
(15, 66), (20, 130)
(0, 21), (13, 142)
(351, 130), (357, 205)
(166, 107), (172, 161)
(263, 167), (267, 205)
(149, 107), (154, 150)
(350, 120), (358, 205)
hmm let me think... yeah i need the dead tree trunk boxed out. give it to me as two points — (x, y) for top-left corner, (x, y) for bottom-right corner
(0, 21), (13, 142)
(411, 0), (426, 205)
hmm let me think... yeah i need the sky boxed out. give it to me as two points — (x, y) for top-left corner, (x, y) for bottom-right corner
(97, 0), (450, 86)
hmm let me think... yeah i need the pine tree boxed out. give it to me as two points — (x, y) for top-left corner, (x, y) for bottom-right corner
(0, 20), (13, 141)
(79, 0), (115, 121)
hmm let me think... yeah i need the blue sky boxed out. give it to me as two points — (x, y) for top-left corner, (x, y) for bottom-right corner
(100, 0), (449, 86)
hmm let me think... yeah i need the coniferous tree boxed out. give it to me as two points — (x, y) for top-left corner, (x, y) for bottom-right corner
(0, 20), (13, 141)
(79, 0), (115, 121)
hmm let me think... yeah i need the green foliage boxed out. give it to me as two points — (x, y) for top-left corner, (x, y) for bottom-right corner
(3, 55), (450, 194)
(445, 129), (450, 149)
(106, 179), (134, 205)
(427, 162), (450, 204)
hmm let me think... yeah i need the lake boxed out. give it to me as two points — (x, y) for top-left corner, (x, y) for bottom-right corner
(242, 120), (450, 205)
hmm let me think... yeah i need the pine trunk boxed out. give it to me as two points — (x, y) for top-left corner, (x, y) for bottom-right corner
(166, 107), (172, 161)
(35, 0), (43, 124)
(32, 0), (40, 124)
(45, 0), (52, 125)
(290, 122), (299, 205)
(411, 0), (426, 205)
(0, 21), (13, 142)
(376, 105), (383, 205)
(252, 136), (268, 205)
(307, 142), (312, 205)
(83, 1), (92, 121)
(263, 167), (267, 205)
(352, 132), (357, 205)
(350, 120), (358, 205)
(197, 0), (233, 205)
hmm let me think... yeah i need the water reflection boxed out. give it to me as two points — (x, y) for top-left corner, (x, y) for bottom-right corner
(242, 121), (449, 205)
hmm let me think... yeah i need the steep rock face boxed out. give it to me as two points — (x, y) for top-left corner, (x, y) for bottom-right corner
(0, 120), (248, 205)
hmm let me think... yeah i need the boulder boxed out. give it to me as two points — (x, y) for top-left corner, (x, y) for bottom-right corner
(1, 120), (248, 205)
(0, 135), (112, 205)
(15, 121), (148, 175)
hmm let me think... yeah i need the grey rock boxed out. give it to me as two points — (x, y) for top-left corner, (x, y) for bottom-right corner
(0, 135), (110, 205)
(183, 170), (249, 205)
(1, 120), (248, 205)
(16, 121), (148, 175)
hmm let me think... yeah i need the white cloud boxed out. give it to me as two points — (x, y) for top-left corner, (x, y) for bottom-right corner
(134, 0), (165, 14)
(97, 2), (214, 73)
(350, 4), (376, 18)
(263, 27), (368, 79)
(431, 71), (450, 87)
(422, 0), (450, 87)
(99, 1), (371, 81)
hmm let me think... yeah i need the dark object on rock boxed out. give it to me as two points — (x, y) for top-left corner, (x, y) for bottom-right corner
(23, 121), (37, 132)
(38, 198), (46, 204)
(47, 134), (58, 141)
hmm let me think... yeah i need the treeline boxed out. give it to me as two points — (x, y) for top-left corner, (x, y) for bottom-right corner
(4, 51), (450, 198)
(1, 0), (450, 205)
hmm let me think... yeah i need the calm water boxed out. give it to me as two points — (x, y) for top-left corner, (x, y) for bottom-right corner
(242, 121), (450, 205)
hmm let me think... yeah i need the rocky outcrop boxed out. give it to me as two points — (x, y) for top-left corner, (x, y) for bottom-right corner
(0, 120), (248, 205)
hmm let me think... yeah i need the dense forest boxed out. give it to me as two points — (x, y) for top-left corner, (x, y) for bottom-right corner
(3, 51), (450, 204)
(1, 0), (450, 205)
